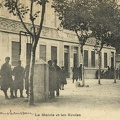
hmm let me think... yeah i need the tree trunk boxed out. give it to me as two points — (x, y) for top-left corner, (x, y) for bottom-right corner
(114, 53), (117, 83)
(75, 30), (85, 86)
(28, 38), (38, 105)
(98, 51), (101, 84)
(80, 45), (85, 86)
(82, 54), (85, 86)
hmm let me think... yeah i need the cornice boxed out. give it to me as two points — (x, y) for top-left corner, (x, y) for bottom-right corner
(0, 17), (115, 50)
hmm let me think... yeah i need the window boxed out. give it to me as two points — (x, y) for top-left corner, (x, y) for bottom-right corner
(39, 45), (46, 61)
(91, 51), (95, 67)
(51, 46), (57, 61)
(12, 41), (20, 66)
(104, 53), (107, 68)
(84, 50), (88, 67)
(74, 53), (78, 68)
(64, 46), (69, 77)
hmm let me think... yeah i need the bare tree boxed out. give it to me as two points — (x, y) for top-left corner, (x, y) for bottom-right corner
(1, 0), (48, 105)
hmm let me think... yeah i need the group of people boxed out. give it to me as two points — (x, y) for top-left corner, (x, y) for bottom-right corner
(0, 57), (67, 100)
(96, 66), (115, 79)
(48, 59), (67, 98)
(0, 57), (29, 99)
(72, 64), (82, 83)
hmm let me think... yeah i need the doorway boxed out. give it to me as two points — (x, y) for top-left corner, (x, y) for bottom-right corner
(111, 52), (114, 68)
(64, 46), (69, 77)
(73, 53), (77, 68)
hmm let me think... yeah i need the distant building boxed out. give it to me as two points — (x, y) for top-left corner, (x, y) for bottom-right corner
(0, 0), (116, 78)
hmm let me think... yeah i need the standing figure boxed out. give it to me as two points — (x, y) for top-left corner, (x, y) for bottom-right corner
(72, 67), (79, 83)
(110, 66), (114, 79)
(0, 57), (14, 99)
(24, 63), (30, 98)
(48, 60), (57, 98)
(60, 67), (67, 90)
(119, 68), (120, 80)
(53, 59), (61, 97)
(107, 66), (110, 79)
(78, 64), (82, 81)
(116, 68), (119, 79)
(12, 60), (25, 98)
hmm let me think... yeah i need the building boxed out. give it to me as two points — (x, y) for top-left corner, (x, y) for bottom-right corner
(0, 0), (116, 79)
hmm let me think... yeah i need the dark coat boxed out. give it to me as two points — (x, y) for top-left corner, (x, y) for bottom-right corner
(78, 66), (82, 79)
(49, 66), (57, 91)
(54, 65), (61, 84)
(72, 67), (79, 79)
(60, 69), (67, 85)
(12, 65), (24, 90)
(0, 63), (13, 91)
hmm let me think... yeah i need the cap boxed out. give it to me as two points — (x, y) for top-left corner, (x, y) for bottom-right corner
(5, 57), (10, 60)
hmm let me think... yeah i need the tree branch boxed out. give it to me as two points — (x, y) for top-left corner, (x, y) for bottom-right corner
(37, 0), (46, 40)
(99, 41), (104, 52)
(30, 0), (36, 36)
(15, 0), (32, 36)
(75, 29), (80, 41)
(75, 30), (84, 55)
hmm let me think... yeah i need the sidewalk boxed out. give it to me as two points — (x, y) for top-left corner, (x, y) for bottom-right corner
(0, 79), (120, 120)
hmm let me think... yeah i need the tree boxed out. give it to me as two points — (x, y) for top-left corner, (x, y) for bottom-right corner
(1, 0), (48, 105)
(106, 32), (120, 83)
(52, 0), (93, 86)
(90, 0), (120, 84)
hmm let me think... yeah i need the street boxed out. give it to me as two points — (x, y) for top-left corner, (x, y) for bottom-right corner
(0, 79), (120, 120)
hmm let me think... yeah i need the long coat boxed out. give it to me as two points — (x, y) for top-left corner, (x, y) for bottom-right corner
(0, 63), (13, 91)
(72, 67), (79, 79)
(78, 66), (82, 79)
(49, 66), (57, 91)
(54, 65), (61, 85)
(60, 69), (67, 85)
(12, 65), (24, 90)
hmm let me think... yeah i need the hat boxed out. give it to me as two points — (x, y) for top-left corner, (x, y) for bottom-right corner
(5, 57), (10, 60)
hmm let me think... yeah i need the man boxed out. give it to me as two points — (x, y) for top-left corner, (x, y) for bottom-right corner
(78, 64), (82, 81)
(53, 59), (61, 97)
(0, 57), (14, 99)
(72, 66), (79, 83)
(48, 60), (57, 98)
(12, 60), (25, 98)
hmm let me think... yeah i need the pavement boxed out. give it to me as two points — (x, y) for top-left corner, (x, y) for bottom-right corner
(0, 79), (120, 120)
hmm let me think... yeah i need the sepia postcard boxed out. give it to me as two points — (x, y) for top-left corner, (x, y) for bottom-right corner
(0, 0), (120, 120)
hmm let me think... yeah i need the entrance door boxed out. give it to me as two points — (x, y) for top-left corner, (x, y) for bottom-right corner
(111, 52), (114, 68)
(73, 47), (78, 68)
(64, 53), (69, 77)
(74, 53), (77, 68)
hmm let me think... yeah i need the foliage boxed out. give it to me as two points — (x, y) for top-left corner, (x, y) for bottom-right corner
(52, 0), (94, 47)
(90, 0), (120, 51)
(53, 0), (120, 51)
